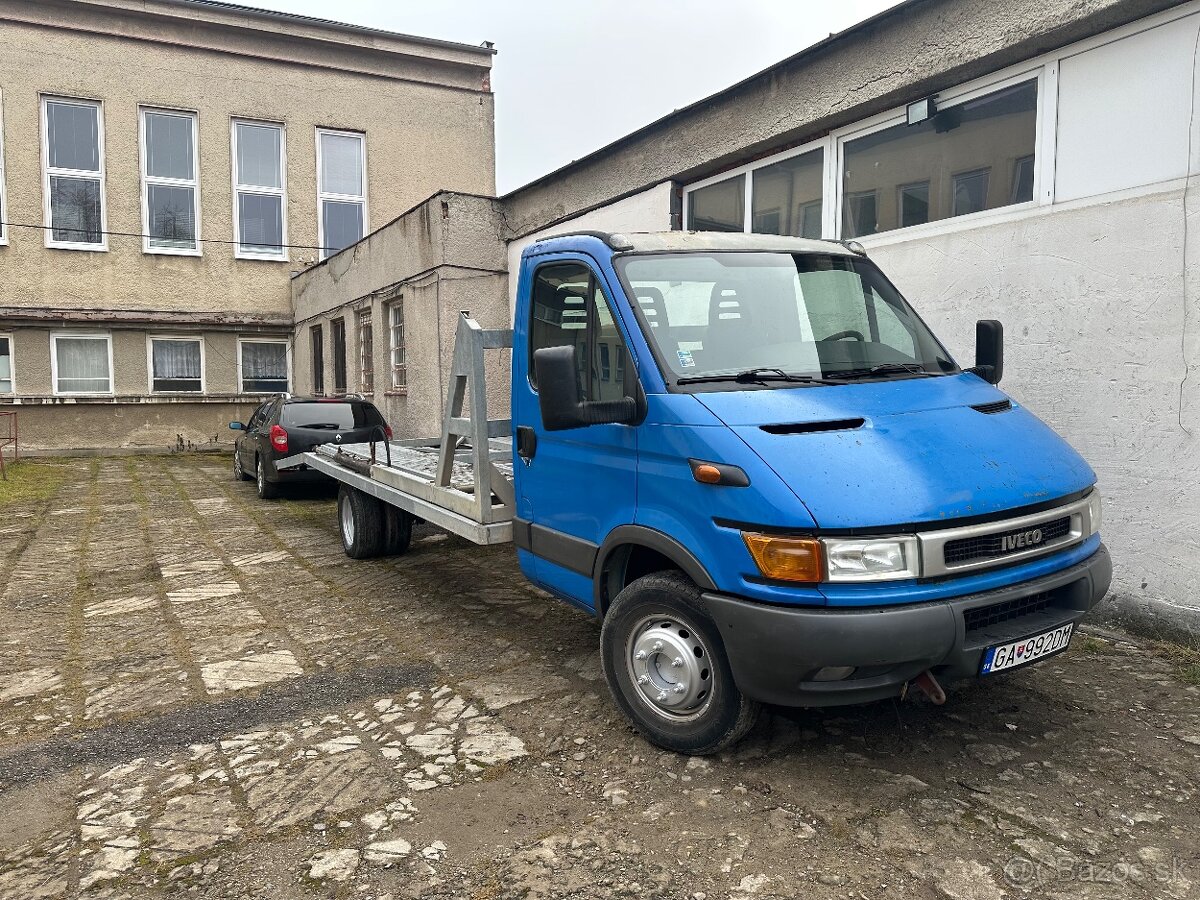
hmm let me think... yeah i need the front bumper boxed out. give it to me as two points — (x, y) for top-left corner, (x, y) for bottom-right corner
(703, 543), (1112, 707)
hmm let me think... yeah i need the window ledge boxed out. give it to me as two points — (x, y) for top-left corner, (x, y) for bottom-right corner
(4, 394), (260, 405)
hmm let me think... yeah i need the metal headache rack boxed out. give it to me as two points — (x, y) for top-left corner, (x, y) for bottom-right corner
(278, 313), (515, 545)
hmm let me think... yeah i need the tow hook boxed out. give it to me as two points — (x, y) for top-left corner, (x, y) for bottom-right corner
(911, 670), (947, 705)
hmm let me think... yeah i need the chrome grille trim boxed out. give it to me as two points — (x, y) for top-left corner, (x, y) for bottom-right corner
(918, 494), (1093, 578)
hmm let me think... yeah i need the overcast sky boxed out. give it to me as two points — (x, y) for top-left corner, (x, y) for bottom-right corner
(249, 0), (906, 193)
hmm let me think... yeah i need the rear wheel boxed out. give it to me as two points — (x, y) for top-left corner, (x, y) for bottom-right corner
(339, 486), (385, 559)
(383, 507), (414, 556)
(256, 457), (279, 499)
(600, 570), (760, 755)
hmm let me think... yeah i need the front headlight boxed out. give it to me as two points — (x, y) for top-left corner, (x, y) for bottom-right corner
(1088, 490), (1102, 535)
(822, 536), (920, 582)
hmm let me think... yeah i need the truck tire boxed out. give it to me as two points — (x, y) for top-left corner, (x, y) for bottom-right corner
(338, 485), (385, 559)
(256, 457), (280, 500)
(383, 507), (414, 556)
(600, 570), (760, 755)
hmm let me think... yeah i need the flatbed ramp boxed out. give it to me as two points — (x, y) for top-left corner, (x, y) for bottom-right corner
(277, 313), (515, 547)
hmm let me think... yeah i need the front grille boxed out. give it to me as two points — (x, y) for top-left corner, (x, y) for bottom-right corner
(964, 592), (1053, 632)
(943, 516), (1071, 566)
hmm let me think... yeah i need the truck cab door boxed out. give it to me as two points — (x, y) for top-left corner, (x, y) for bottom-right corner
(512, 255), (640, 611)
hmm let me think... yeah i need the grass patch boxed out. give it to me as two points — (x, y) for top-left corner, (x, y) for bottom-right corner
(1152, 641), (1200, 687)
(0, 460), (70, 507)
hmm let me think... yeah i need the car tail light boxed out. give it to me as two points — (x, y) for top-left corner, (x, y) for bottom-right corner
(384, 425), (393, 439)
(269, 424), (289, 453)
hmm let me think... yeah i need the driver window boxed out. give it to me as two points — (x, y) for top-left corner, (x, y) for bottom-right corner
(530, 262), (630, 402)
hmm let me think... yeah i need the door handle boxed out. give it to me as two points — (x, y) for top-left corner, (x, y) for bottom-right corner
(516, 426), (537, 463)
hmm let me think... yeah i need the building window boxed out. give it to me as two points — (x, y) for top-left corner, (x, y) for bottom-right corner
(389, 299), (406, 389)
(42, 97), (106, 250)
(357, 308), (374, 393)
(952, 168), (991, 217)
(232, 120), (286, 259)
(845, 190), (878, 237)
(841, 78), (1038, 238)
(0, 335), (13, 393)
(317, 129), (366, 259)
(141, 109), (199, 254)
(311, 324), (324, 396)
(1011, 154), (1035, 204)
(52, 333), (112, 395)
(149, 336), (203, 392)
(898, 181), (930, 228)
(330, 318), (347, 395)
(687, 174), (744, 232)
(238, 339), (288, 393)
(751, 148), (824, 238)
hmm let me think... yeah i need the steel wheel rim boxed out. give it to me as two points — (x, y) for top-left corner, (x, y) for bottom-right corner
(256, 460), (264, 493)
(340, 496), (355, 546)
(234, 453), (243, 479)
(625, 613), (714, 721)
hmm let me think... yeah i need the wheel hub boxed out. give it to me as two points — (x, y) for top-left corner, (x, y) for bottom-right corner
(340, 497), (355, 545)
(627, 618), (711, 716)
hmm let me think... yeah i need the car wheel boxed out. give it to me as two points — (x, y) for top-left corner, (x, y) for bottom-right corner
(233, 449), (251, 481)
(256, 457), (280, 500)
(339, 485), (385, 558)
(600, 570), (760, 755)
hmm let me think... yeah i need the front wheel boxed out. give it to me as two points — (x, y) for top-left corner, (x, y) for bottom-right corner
(233, 449), (251, 481)
(600, 571), (760, 755)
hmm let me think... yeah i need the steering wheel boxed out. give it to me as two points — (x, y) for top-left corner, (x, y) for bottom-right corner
(820, 330), (866, 342)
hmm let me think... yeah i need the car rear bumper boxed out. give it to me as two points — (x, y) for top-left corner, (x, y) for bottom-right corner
(703, 543), (1112, 707)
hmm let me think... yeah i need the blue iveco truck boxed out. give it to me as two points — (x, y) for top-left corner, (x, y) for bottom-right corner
(282, 231), (1111, 755)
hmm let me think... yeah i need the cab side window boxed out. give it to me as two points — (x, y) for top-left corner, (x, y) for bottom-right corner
(530, 262), (631, 402)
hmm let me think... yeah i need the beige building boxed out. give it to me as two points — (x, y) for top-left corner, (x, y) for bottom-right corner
(0, 0), (495, 450)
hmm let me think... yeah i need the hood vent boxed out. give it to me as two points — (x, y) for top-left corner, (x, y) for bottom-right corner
(971, 399), (1012, 415)
(761, 418), (865, 435)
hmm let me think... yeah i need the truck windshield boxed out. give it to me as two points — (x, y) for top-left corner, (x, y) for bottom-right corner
(616, 252), (957, 384)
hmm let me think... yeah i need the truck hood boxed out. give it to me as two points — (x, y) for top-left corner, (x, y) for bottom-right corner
(695, 374), (1095, 529)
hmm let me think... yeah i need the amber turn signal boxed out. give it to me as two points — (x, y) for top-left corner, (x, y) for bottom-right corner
(693, 464), (722, 484)
(742, 533), (823, 583)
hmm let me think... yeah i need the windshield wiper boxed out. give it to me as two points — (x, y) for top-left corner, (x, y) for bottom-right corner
(825, 363), (937, 381)
(296, 422), (344, 429)
(677, 367), (836, 386)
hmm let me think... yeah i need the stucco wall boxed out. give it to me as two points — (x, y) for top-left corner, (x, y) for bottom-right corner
(867, 185), (1199, 641)
(291, 193), (510, 439)
(11, 400), (261, 451)
(0, 11), (495, 319)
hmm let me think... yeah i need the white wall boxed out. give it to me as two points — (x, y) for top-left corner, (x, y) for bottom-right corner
(506, 181), (675, 316)
(1055, 13), (1199, 202)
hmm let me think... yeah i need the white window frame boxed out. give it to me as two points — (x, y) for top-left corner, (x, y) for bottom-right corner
(146, 334), (206, 394)
(231, 119), (287, 262)
(41, 96), (108, 252)
(0, 332), (14, 394)
(50, 331), (114, 397)
(356, 307), (374, 393)
(0, 89), (8, 247)
(316, 128), (368, 261)
(236, 337), (291, 395)
(140, 107), (201, 257)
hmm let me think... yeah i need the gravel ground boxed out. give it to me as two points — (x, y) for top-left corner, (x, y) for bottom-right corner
(0, 454), (1197, 900)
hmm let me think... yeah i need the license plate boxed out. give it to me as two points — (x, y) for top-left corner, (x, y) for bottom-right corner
(980, 623), (1073, 675)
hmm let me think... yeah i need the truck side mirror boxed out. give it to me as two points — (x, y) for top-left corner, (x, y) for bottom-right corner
(970, 319), (1004, 385)
(533, 345), (640, 431)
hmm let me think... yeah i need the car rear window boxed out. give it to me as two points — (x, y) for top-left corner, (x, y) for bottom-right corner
(280, 402), (385, 430)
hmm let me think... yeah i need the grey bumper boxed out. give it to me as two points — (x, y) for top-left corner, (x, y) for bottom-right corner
(703, 544), (1112, 708)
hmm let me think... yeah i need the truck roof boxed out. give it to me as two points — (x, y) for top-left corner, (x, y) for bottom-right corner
(524, 231), (859, 258)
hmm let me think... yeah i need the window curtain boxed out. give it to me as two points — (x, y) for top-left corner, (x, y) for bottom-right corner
(152, 340), (201, 378)
(56, 338), (109, 392)
(242, 343), (287, 378)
